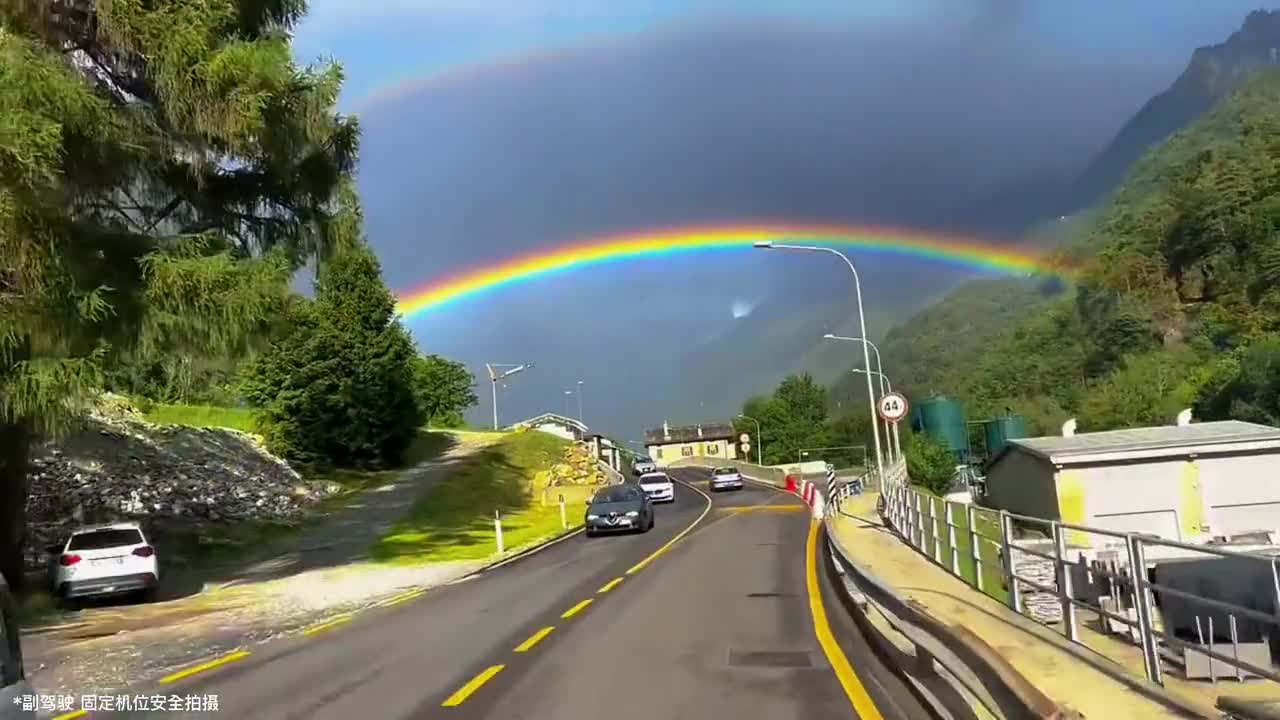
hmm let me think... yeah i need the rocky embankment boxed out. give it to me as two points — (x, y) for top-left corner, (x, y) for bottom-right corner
(24, 394), (339, 569)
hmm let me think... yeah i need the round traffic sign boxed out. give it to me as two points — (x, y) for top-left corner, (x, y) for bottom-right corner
(740, 441), (751, 454)
(739, 432), (750, 443)
(878, 392), (910, 423)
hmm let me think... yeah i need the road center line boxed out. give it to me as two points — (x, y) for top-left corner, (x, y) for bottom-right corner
(596, 577), (624, 594)
(625, 478), (713, 575)
(441, 664), (505, 707)
(513, 626), (556, 652)
(303, 614), (353, 636)
(806, 519), (884, 720)
(560, 598), (593, 618)
(159, 649), (252, 685)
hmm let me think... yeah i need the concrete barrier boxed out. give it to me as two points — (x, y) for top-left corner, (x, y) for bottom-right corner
(668, 457), (788, 488)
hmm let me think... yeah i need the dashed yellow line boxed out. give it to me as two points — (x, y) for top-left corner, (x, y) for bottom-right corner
(725, 505), (806, 513)
(806, 520), (884, 719)
(159, 649), (252, 684)
(513, 626), (556, 652)
(597, 577), (624, 594)
(560, 598), (593, 618)
(303, 614), (353, 636)
(52, 711), (88, 720)
(441, 664), (505, 707)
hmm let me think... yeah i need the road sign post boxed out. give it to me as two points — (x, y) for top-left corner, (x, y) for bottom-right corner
(877, 393), (909, 472)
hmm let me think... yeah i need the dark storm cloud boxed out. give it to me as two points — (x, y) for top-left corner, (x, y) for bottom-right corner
(353, 13), (1205, 437)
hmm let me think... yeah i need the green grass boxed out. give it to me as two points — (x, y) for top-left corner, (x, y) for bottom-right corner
(370, 430), (595, 564)
(911, 491), (1009, 604)
(143, 403), (258, 433)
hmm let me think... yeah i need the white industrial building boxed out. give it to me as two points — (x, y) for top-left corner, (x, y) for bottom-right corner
(507, 413), (589, 442)
(983, 415), (1280, 548)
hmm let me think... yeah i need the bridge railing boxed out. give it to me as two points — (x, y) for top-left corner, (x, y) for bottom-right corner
(830, 467), (1280, 708)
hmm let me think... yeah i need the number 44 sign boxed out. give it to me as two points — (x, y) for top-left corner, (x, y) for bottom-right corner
(877, 392), (910, 424)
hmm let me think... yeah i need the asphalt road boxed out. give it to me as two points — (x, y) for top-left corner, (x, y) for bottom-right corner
(101, 469), (928, 720)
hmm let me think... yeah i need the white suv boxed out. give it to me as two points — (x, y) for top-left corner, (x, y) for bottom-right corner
(51, 522), (159, 604)
(638, 472), (675, 503)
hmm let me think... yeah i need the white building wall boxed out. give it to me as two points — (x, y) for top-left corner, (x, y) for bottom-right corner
(1198, 452), (1280, 536)
(533, 422), (577, 441)
(1078, 461), (1184, 541)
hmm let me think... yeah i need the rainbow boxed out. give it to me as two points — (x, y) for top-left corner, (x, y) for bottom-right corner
(395, 223), (1073, 319)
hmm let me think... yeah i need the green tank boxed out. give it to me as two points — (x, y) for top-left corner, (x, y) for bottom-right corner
(982, 415), (1027, 458)
(911, 396), (968, 454)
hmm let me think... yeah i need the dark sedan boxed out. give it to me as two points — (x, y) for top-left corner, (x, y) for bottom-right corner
(584, 485), (654, 536)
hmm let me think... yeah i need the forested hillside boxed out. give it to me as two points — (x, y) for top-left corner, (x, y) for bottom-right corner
(879, 69), (1280, 435)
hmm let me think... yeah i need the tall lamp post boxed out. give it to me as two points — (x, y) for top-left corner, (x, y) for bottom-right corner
(736, 414), (763, 465)
(853, 368), (902, 463)
(486, 363), (533, 430)
(823, 334), (895, 463)
(755, 241), (885, 482)
(563, 389), (574, 418)
(575, 380), (584, 422)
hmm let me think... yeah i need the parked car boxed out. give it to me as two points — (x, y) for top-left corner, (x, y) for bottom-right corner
(50, 522), (159, 605)
(585, 485), (654, 536)
(0, 574), (35, 719)
(638, 471), (676, 503)
(632, 456), (657, 475)
(709, 466), (744, 492)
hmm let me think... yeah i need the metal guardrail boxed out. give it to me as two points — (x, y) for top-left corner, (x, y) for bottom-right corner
(866, 472), (1280, 703)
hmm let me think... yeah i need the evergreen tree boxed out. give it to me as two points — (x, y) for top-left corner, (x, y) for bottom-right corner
(410, 354), (478, 428)
(0, 1), (355, 589)
(240, 240), (423, 468)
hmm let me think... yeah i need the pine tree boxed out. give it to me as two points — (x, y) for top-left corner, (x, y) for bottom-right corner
(0, 1), (355, 589)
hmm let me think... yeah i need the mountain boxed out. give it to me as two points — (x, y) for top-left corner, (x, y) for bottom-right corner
(1066, 9), (1280, 213)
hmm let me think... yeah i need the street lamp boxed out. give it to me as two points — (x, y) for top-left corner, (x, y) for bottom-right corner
(755, 240), (885, 482)
(736, 414), (763, 465)
(486, 363), (533, 430)
(563, 389), (574, 417)
(824, 334), (895, 463)
(575, 380), (584, 422)
(854, 368), (902, 462)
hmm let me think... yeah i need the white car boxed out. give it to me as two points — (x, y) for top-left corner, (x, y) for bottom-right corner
(632, 457), (657, 475)
(709, 466), (744, 491)
(51, 522), (159, 604)
(638, 472), (676, 503)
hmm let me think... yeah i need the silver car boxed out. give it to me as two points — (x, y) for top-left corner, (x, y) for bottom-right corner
(1, 576), (35, 719)
(709, 466), (744, 491)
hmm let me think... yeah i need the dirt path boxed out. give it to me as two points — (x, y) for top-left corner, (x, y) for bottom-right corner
(23, 431), (506, 695)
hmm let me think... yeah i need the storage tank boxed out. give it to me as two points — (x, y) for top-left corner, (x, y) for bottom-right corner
(911, 396), (968, 454)
(983, 415), (1027, 459)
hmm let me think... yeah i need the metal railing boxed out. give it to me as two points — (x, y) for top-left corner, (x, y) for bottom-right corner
(834, 471), (1280, 695)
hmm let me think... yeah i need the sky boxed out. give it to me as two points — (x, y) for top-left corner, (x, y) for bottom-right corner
(291, 0), (1274, 441)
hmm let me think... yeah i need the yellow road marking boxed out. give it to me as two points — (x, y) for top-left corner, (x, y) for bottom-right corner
(513, 626), (556, 652)
(159, 649), (252, 684)
(378, 588), (426, 607)
(625, 479), (713, 575)
(441, 664), (505, 706)
(560, 598), (593, 618)
(303, 614), (353, 636)
(52, 711), (88, 720)
(725, 505), (805, 513)
(597, 577), (624, 594)
(806, 519), (884, 720)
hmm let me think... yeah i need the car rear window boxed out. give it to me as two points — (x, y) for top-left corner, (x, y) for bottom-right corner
(640, 475), (669, 483)
(713, 467), (736, 475)
(67, 529), (143, 550)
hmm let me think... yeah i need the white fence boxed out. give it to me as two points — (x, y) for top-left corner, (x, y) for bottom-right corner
(833, 469), (1280, 694)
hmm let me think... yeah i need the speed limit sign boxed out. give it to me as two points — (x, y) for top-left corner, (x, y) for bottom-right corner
(878, 392), (910, 423)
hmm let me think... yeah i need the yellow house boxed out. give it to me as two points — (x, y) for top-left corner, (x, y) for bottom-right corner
(644, 421), (738, 467)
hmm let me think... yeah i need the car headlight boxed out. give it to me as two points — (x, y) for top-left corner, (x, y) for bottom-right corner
(625, 511), (639, 517)
(586, 514), (599, 520)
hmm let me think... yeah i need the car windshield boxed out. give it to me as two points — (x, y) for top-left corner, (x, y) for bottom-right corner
(713, 467), (736, 475)
(67, 528), (143, 550)
(635, 458), (652, 464)
(593, 487), (639, 504)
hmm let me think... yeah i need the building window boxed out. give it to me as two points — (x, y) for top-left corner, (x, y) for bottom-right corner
(706, 443), (719, 455)
(681, 446), (693, 457)
(655, 448), (663, 459)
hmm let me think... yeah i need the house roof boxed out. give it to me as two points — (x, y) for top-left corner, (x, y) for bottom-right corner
(1005, 420), (1280, 464)
(509, 413), (588, 433)
(644, 422), (736, 444)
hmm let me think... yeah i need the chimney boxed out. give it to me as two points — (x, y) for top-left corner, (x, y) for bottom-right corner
(1176, 408), (1193, 427)
(663, 420), (670, 441)
(1062, 418), (1077, 437)
(696, 424), (703, 438)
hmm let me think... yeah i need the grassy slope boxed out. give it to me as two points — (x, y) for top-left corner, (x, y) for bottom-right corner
(370, 430), (596, 564)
